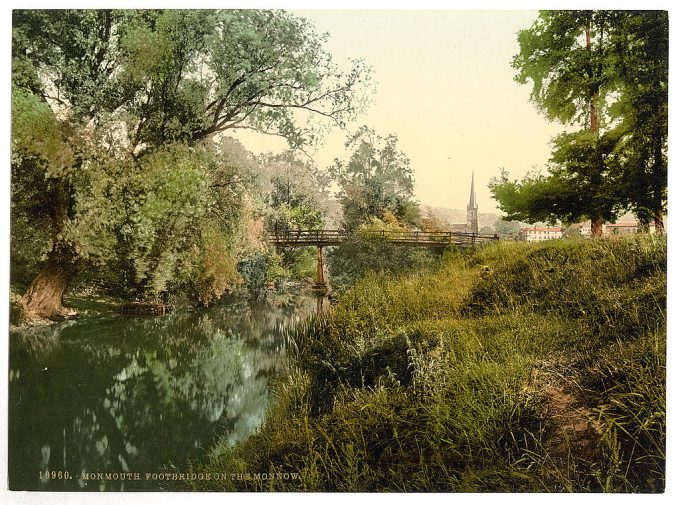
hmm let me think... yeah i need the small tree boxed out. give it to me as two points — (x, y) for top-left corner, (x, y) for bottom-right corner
(331, 126), (420, 232)
(259, 151), (329, 271)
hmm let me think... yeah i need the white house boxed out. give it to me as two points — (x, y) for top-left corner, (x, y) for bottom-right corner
(520, 226), (563, 242)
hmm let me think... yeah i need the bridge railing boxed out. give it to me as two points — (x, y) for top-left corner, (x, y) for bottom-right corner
(266, 229), (345, 244)
(360, 230), (451, 244)
(267, 229), (498, 246)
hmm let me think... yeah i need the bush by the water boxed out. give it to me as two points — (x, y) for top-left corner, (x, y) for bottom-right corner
(327, 236), (439, 289)
(188, 235), (666, 492)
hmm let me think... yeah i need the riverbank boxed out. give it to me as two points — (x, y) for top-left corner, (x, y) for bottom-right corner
(9, 277), (324, 331)
(188, 235), (666, 492)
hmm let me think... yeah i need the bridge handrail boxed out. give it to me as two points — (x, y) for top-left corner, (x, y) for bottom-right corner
(266, 228), (498, 244)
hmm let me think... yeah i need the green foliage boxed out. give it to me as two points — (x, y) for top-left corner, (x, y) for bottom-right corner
(489, 128), (623, 225)
(13, 9), (371, 149)
(258, 151), (330, 270)
(548, 129), (622, 222)
(236, 251), (288, 299)
(493, 218), (522, 236)
(11, 9), (370, 305)
(331, 126), (419, 232)
(11, 90), (75, 174)
(327, 218), (437, 288)
(420, 209), (451, 233)
(327, 126), (426, 288)
(120, 146), (209, 289)
(489, 169), (575, 224)
(286, 247), (318, 281)
(13, 10), (137, 118)
(608, 12), (668, 225)
(193, 224), (243, 306)
(9, 290), (29, 326)
(498, 11), (668, 228)
(513, 11), (615, 126)
(118, 142), (254, 301)
(191, 235), (665, 491)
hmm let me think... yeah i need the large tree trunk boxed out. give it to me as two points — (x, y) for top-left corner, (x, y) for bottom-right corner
(651, 129), (666, 236)
(21, 176), (80, 320)
(591, 216), (604, 238)
(653, 212), (665, 235)
(22, 246), (78, 320)
(586, 17), (604, 242)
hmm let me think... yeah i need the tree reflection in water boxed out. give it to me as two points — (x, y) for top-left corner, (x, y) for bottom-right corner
(9, 293), (317, 491)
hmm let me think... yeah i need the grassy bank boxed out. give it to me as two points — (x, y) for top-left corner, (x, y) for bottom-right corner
(188, 235), (666, 492)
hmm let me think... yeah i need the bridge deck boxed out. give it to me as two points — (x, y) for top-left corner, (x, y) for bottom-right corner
(267, 229), (497, 247)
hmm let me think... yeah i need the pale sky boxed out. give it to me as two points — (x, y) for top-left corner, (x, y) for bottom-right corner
(234, 10), (567, 214)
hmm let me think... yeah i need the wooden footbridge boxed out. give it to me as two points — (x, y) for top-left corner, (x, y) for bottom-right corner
(267, 229), (498, 288)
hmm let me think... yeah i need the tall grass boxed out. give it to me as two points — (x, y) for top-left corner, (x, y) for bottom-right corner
(188, 235), (666, 492)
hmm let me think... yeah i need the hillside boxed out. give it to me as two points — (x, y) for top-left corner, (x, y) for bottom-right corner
(189, 235), (666, 492)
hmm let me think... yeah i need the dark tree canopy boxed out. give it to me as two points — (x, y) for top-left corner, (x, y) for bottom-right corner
(609, 11), (668, 228)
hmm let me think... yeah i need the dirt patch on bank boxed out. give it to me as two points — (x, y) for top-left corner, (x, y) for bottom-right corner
(529, 355), (603, 466)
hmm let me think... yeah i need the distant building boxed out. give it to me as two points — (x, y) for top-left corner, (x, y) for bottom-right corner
(576, 219), (641, 238)
(466, 172), (478, 234)
(604, 221), (639, 235)
(520, 226), (563, 242)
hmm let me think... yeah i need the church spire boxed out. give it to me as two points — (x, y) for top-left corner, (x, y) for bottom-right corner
(468, 171), (477, 209)
(467, 171), (478, 234)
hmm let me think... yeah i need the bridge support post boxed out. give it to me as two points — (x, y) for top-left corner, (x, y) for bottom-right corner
(315, 246), (326, 289)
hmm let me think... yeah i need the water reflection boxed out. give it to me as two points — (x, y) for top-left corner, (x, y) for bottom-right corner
(8, 293), (318, 491)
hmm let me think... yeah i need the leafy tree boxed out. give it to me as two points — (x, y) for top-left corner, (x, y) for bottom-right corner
(513, 11), (615, 129)
(609, 11), (668, 231)
(258, 151), (330, 273)
(493, 218), (522, 236)
(495, 11), (618, 236)
(330, 126), (420, 232)
(420, 209), (450, 233)
(493, 11), (667, 236)
(260, 151), (329, 233)
(490, 130), (623, 227)
(114, 139), (254, 305)
(11, 9), (370, 319)
(327, 127), (427, 287)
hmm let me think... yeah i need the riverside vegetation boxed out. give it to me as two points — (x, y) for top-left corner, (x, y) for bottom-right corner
(187, 235), (666, 492)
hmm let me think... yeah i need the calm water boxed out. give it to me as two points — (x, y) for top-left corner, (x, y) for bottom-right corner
(8, 293), (320, 491)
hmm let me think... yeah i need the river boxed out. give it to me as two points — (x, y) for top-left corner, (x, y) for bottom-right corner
(8, 292), (322, 491)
